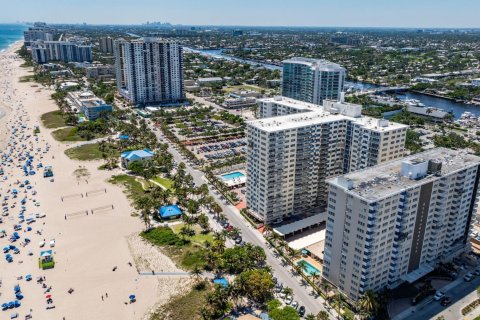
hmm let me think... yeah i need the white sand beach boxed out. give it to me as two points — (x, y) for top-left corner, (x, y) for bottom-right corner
(0, 42), (191, 320)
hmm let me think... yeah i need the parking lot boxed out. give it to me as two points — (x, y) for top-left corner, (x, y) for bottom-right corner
(193, 138), (246, 162)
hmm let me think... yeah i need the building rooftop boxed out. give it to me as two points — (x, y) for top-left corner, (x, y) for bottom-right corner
(250, 97), (408, 133)
(407, 105), (449, 119)
(283, 57), (345, 72)
(248, 111), (346, 132)
(328, 148), (480, 201)
(260, 96), (319, 111)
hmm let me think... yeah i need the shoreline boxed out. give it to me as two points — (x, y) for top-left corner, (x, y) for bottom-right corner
(0, 41), (189, 319)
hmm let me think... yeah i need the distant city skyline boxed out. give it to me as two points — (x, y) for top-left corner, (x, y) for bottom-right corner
(1, 0), (480, 28)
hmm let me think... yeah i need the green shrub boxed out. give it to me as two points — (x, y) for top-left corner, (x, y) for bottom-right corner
(140, 226), (185, 247)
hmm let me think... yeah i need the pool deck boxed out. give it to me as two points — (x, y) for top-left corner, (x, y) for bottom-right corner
(295, 256), (323, 277)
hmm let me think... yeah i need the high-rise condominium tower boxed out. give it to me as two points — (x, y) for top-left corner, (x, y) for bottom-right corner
(324, 148), (480, 300)
(114, 38), (184, 106)
(282, 57), (346, 105)
(245, 97), (407, 224)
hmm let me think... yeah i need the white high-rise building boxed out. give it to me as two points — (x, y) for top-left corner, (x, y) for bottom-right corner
(246, 97), (408, 224)
(324, 148), (480, 301)
(114, 38), (185, 106)
(282, 57), (346, 105)
(24, 23), (54, 48)
(31, 41), (92, 64)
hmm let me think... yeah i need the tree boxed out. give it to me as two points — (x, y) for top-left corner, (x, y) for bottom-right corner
(234, 269), (274, 304)
(189, 266), (203, 283)
(128, 161), (145, 176)
(201, 286), (232, 319)
(305, 315), (316, 320)
(357, 290), (378, 319)
(269, 306), (300, 320)
(134, 195), (153, 230)
(283, 287), (293, 298)
(267, 299), (282, 312)
(197, 213), (210, 233)
(316, 311), (329, 320)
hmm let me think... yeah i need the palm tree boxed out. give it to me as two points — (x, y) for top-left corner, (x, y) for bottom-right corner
(357, 290), (378, 319)
(211, 202), (223, 219)
(316, 311), (330, 320)
(332, 293), (344, 319)
(297, 260), (308, 275)
(305, 314), (316, 320)
(283, 286), (293, 298)
(189, 266), (203, 283)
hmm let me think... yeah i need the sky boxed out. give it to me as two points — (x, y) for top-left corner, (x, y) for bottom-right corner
(1, 0), (480, 28)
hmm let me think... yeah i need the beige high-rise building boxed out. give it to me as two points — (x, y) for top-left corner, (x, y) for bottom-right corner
(324, 148), (480, 301)
(99, 36), (114, 54)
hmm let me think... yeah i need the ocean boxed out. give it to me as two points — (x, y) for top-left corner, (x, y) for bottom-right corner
(0, 24), (27, 52)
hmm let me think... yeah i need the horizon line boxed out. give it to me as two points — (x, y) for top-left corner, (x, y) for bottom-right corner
(2, 21), (480, 30)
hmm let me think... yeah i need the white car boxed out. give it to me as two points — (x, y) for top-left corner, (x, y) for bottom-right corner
(464, 273), (473, 282)
(434, 291), (445, 301)
(291, 300), (299, 309)
(284, 296), (293, 305)
(279, 292), (286, 299)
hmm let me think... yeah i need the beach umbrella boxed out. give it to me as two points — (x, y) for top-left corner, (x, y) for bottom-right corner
(45, 294), (52, 299)
(14, 285), (20, 293)
(1, 303), (7, 310)
(15, 294), (23, 300)
(129, 294), (136, 300)
(8, 301), (14, 308)
(13, 300), (20, 308)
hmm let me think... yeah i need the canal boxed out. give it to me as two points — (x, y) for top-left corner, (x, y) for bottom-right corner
(186, 48), (480, 119)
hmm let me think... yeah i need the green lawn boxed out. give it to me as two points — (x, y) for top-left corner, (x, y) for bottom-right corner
(41, 110), (66, 128)
(52, 127), (87, 142)
(171, 223), (214, 244)
(109, 174), (146, 200)
(65, 143), (103, 161)
(152, 176), (174, 190)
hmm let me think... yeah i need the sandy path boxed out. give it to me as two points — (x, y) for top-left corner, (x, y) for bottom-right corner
(0, 42), (190, 320)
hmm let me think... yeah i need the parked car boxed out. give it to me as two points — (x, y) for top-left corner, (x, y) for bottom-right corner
(474, 269), (480, 276)
(441, 297), (452, 306)
(234, 237), (242, 245)
(464, 273), (474, 282)
(284, 296), (293, 305)
(291, 300), (299, 309)
(298, 306), (305, 317)
(434, 291), (445, 301)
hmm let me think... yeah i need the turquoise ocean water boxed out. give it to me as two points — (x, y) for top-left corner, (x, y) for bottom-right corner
(0, 24), (27, 51)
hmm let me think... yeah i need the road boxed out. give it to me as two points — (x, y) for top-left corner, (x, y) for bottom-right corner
(148, 121), (331, 318)
(408, 275), (480, 320)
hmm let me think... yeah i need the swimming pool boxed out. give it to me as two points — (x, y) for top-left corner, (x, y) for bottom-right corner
(221, 171), (245, 180)
(297, 259), (321, 276)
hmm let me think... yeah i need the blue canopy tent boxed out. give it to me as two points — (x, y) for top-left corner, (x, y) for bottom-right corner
(213, 278), (228, 288)
(158, 205), (183, 220)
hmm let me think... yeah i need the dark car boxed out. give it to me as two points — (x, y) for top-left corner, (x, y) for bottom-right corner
(298, 306), (305, 316)
(441, 297), (452, 306)
(235, 237), (242, 244)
